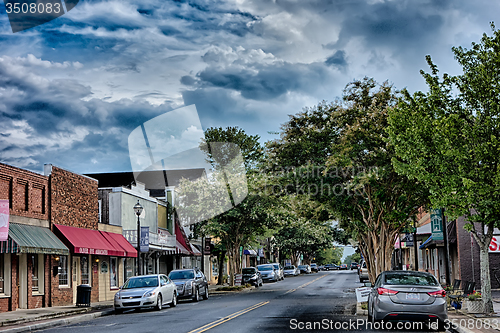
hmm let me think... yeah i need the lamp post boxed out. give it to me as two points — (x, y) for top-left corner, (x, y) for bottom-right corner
(134, 200), (143, 276)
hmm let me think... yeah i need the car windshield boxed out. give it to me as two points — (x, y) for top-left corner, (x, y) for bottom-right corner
(272, 264), (279, 269)
(311, 264), (317, 266)
(298, 265), (307, 268)
(122, 276), (159, 289)
(169, 271), (195, 280)
(242, 268), (256, 274)
(284, 266), (295, 270)
(384, 273), (439, 286)
(258, 266), (273, 271)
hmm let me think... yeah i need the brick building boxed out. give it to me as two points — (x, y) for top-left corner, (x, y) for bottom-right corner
(0, 163), (68, 312)
(45, 165), (136, 306)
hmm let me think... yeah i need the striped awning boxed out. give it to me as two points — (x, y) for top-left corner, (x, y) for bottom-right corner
(0, 223), (69, 255)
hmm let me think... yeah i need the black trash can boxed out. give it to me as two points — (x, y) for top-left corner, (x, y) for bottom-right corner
(76, 284), (92, 307)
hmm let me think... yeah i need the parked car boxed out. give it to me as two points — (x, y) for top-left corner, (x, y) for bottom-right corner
(310, 263), (319, 272)
(271, 263), (284, 280)
(242, 267), (263, 287)
(324, 264), (338, 271)
(257, 264), (279, 282)
(114, 274), (177, 313)
(359, 260), (369, 283)
(283, 265), (299, 276)
(339, 264), (348, 270)
(168, 268), (209, 301)
(318, 265), (325, 271)
(350, 262), (359, 270)
(367, 271), (447, 329)
(298, 264), (311, 274)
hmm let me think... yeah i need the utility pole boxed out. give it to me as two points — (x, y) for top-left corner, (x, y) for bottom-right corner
(413, 220), (418, 271)
(442, 208), (451, 286)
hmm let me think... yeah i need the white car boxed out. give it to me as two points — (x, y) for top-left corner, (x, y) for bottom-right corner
(114, 274), (177, 313)
(283, 265), (299, 276)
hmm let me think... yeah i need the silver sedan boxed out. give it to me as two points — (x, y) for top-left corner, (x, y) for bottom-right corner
(114, 274), (177, 313)
(367, 271), (447, 329)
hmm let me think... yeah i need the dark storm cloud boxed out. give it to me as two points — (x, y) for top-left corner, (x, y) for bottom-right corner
(191, 61), (329, 101)
(325, 50), (347, 69)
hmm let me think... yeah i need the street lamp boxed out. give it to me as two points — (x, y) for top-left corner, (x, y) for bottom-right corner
(134, 200), (143, 276)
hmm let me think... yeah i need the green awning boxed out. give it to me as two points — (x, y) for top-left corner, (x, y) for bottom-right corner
(7, 223), (69, 255)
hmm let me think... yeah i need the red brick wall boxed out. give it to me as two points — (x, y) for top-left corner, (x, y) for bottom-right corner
(0, 297), (8, 312)
(49, 166), (98, 229)
(11, 255), (18, 312)
(0, 163), (49, 220)
(91, 262), (99, 303)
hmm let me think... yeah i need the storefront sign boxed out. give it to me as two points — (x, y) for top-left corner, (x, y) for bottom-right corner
(76, 247), (108, 255)
(204, 237), (211, 255)
(489, 236), (500, 252)
(0, 200), (9, 241)
(157, 228), (176, 247)
(140, 226), (149, 252)
(234, 274), (242, 286)
(101, 261), (108, 273)
(430, 209), (444, 241)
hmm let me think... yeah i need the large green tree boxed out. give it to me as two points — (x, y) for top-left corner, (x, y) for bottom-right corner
(266, 78), (429, 282)
(177, 127), (274, 285)
(387, 24), (500, 313)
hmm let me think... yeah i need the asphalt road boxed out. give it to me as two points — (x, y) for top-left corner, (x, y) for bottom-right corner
(39, 270), (441, 333)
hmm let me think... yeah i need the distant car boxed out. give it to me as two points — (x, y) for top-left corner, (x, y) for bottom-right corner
(257, 264), (279, 282)
(318, 265), (324, 271)
(298, 264), (311, 274)
(310, 263), (318, 272)
(168, 268), (209, 301)
(283, 265), (299, 276)
(324, 264), (337, 271)
(339, 264), (348, 270)
(359, 260), (369, 283)
(114, 274), (177, 313)
(271, 263), (284, 280)
(350, 262), (359, 270)
(367, 271), (447, 329)
(242, 267), (263, 287)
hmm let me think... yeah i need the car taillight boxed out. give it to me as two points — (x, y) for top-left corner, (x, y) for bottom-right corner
(377, 287), (399, 296)
(428, 290), (446, 298)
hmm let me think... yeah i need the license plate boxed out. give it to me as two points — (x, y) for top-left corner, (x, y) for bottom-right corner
(406, 293), (419, 300)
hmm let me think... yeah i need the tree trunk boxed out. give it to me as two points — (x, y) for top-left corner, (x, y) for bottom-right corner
(217, 250), (226, 285)
(479, 244), (494, 313)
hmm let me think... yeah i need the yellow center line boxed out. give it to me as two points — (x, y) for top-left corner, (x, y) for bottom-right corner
(285, 275), (326, 294)
(188, 301), (270, 333)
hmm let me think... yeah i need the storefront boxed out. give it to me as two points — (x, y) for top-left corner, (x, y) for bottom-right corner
(0, 223), (69, 311)
(53, 224), (137, 303)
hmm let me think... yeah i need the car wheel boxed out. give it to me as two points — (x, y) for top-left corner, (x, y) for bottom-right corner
(170, 292), (177, 307)
(193, 287), (200, 302)
(203, 286), (209, 300)
(114, 308), (123, 315)
(155, 294), (162, 311)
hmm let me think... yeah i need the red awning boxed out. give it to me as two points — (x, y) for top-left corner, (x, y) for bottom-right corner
(54, 224), (126, 257)
(176, 240), (191, 255)
(100, 231), (137, 258)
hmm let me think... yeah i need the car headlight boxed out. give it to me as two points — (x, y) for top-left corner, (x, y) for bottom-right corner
(114, 293), (120, 299)
(143, 291), (156, 298)
(185, 281), (193, 289)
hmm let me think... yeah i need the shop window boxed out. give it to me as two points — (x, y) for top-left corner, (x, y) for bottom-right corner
(31, 255), (39, 292)
(59, 255), (69, 286)
(110, 257), (118, 288)
(81, 256), (89, 285)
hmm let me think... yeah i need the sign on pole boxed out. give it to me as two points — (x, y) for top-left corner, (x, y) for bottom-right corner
(355, 287), (371, 303)
(234, 274), (242, 286)
(140, 226), (149, 252)
(0, 200), (9, 241)
(431, 209), (444, 241)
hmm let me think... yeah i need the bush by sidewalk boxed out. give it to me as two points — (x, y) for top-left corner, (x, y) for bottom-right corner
(215, 284), (252, 291)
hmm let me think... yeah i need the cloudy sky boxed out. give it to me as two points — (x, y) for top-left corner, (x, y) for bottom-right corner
(0, 0), (498, 174)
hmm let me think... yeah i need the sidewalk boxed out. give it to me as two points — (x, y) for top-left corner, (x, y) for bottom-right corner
(0, 285), (251, 333)
(0, 301), (114, 333)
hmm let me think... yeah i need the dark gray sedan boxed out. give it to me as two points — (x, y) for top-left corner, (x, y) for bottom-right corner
(168, 268), (209, 301)
(367, 271), (447, 329)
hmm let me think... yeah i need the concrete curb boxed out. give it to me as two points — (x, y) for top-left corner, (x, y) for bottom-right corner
(356, 303), (367, 316)
(0, 309), (115, 333)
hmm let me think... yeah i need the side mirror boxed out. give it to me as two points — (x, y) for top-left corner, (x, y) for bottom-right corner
(364, 282), (372, 288)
